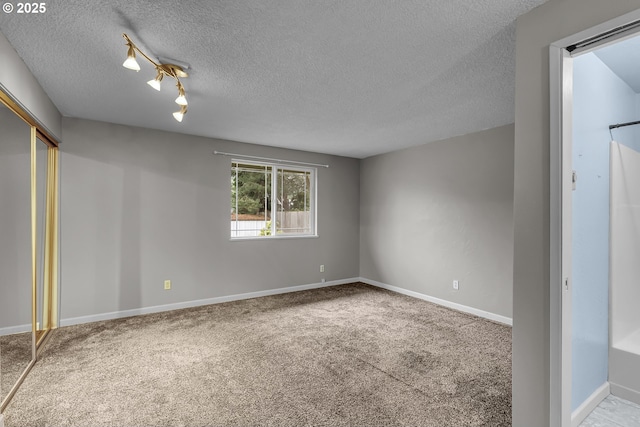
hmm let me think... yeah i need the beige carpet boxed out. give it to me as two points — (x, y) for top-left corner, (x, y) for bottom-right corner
(0, 332), (32, 404)
(3, 283), (512, 426)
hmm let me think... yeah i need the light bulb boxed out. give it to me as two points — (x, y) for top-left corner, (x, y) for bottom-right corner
(172, 111), (184, 122)
(147, 71), (163, 91)
(173, 105), (187, 122)
(123, 56), (140, 71)
(175, 93), (188, 106)
(122, 46), (140, 71)
(147, 79), (161, 91)
(175, 85), (188, 106)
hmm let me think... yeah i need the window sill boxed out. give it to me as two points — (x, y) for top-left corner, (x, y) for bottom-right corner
(230, 234), (318, 242)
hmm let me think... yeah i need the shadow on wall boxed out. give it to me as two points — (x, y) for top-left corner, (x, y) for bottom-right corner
(119, 166), (141, 311)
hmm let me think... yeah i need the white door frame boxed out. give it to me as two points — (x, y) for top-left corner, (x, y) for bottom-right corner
(549, 9), (640, 427)
(549, 41), (573, 427)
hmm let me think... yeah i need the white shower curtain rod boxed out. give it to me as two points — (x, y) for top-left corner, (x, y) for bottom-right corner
(213, 151), (329, 168)
(609, 120), (640, 130)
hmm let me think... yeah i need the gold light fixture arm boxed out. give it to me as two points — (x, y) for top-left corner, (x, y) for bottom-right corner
(123, 34), (159, 69)
(121, 33), (190, 121)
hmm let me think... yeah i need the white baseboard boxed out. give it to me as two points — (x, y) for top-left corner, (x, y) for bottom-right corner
(52, 277), (513, 330)
(0, 413), (4, 427)
(571, 382), (610, 427)
(0, 323), (32, 337)
(358, 277), (513, 326)
(60, 277), (359, 328)
(610, 382), (640, 406)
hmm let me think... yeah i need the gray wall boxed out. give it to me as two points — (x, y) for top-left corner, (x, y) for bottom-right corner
(59, 118), (360, 321)
(360, 124), (514, 318)
(0, 30), (61, 140)
(513, 1), (640, 425)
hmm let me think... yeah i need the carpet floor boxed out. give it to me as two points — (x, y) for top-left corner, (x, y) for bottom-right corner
(3, 283), (512, 426)
(0, 332), (32, 405)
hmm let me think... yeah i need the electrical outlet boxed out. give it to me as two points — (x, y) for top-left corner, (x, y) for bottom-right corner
(453, 280), (459, 290)
(164, 280), (171, 290)
(320, 264), (325, 273)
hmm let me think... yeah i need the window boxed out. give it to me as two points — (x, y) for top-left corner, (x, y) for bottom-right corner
(231, 161), (316, 238)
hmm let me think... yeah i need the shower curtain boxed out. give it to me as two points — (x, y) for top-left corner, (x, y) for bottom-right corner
(609, 140), (640, 404)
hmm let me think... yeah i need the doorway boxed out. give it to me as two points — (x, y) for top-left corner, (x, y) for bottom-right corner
(551, 9), (640, 427)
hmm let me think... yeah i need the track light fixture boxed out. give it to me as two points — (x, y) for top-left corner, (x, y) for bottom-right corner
(121, 33), (190, 122)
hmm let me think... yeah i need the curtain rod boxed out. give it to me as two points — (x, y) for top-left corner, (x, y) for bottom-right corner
(213, 151), (329, 168)
(609, 120), (640, 130)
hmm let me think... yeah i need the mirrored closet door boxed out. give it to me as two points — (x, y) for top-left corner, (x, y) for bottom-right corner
(0, 100), (34, 408)
(0, 94), (59, 413)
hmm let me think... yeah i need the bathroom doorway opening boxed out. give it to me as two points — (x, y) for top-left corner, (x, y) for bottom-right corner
(551, 8), (640, 427)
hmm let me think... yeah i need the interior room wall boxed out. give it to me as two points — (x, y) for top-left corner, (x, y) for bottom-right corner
(513, 1), (640, 425)
(59, 117), (360, 323)
(0, 31), (61, 140)
(359, 124), (514, 319)
(571, 51), (638, 412)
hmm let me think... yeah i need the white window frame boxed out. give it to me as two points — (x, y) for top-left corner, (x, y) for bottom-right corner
(230, 159), (317, 240)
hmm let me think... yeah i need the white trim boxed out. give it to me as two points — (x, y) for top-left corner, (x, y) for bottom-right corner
(610, 382), (640, 406)
(571, 382), (610, 427)
(56, 278), (514, 329)
(214, 151), (329, 168)
(549, 43), (564, 427)
(359, 277), (512, 326)
(0, 323), (32, 337)
(59, 278), (359, 327)
(0, 413), (4, 427)
(230, 235), (319, 242)
(550, 43), (574, 427)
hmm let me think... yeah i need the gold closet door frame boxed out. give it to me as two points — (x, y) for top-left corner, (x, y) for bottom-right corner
(39, 140), (58, 341)
(34, 129), (59, 350)
(3, 95), (61, 347)
(0, 94), (61, 343)
(0, 91), (60, 413)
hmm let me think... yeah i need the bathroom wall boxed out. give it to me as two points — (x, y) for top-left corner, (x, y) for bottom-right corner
(572, 51), (640, 411)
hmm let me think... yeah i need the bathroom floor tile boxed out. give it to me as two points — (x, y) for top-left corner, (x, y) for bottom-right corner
(580, 395), (640, 427)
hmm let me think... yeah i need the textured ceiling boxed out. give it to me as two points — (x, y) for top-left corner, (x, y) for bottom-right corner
(0, 0), (548, 158)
